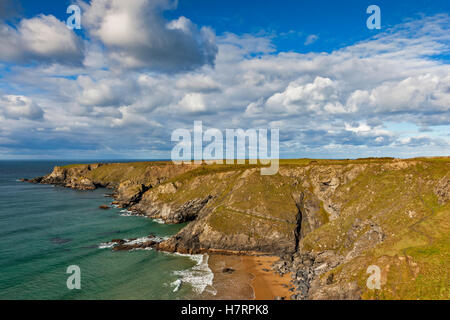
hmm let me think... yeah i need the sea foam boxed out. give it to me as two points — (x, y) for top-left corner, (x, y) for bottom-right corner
(98, 235), (168, 250)
(172, 253), (216, 295)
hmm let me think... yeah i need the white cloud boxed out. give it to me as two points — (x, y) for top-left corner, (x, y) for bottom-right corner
(76, 75), (138, 107)
(264, 77), (345, 115)
(0, 15), (84, 65)
(79, 0), (217, 72)
(0, 95), (44, 120)
(178, 93), (207, 113)
(0, 13), (449, 158)
(175, 74), (221, 92)
(367, 74), (450, 113)
(110, 107), (161, 128)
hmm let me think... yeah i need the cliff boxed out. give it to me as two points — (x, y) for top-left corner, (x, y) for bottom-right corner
(30, 158), (450, 300)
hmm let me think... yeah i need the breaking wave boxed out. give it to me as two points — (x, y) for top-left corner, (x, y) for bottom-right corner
(171, 253), (216, 295)
(98, 235), (168, 250)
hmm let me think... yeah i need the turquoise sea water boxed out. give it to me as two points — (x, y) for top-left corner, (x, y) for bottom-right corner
(0, 160), (212, 300)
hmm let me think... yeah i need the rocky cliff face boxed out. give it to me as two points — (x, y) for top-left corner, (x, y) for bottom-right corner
(40, 164), (104, 189)
(30, 158), (450, 300)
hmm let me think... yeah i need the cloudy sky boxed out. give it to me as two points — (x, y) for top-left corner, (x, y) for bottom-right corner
(0, 0), (449, 159)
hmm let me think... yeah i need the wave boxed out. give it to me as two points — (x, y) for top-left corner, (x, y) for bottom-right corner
(98, 242), (116, 249)
(171, 253), (216, 295)
(118, 209), (147, 218)
(170, 279), (182, 292)
(119, 209), (133, 216)
(125, 236), (165, 245)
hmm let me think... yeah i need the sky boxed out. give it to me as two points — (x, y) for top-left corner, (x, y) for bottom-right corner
(0, 0), (449, 159)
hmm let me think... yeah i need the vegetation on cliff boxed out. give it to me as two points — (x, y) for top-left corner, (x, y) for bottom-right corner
(32, 157), (449, 299)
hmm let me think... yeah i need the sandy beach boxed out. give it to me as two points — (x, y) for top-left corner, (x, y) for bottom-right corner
(201, 254), (293, 300)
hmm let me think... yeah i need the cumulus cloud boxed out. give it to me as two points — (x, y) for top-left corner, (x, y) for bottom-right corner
(0, 95), (44, 120)
(352, 74), (450, 113)
(0, 13), (449, 158)
(79, 0), (217, 72)
(0, 14), (84, 65)
(175, 74), (221, 93)
(178, 93), (207, 113)
(262, 77), (347, 115)
(76, 75), (139, 107)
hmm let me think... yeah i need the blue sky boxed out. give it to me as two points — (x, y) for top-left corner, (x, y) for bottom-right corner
(15, 0), (450, 52)
(0, 0), (449, 159)
(16, 0), (450, 53)
(167, 0), (450, 52)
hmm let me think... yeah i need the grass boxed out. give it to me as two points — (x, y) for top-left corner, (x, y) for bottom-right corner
(208, 206), (295, 239)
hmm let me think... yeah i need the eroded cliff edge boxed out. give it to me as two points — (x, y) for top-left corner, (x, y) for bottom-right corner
(28, 158), (450, 300)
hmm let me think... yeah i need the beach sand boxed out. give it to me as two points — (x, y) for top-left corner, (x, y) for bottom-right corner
(201, 254), (293, 300)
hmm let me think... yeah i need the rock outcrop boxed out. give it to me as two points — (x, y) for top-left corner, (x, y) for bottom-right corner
(435, 172), (450, 205)
(131, 181), (214, 224)
(113, 181), (150, 208)
(39, 164), (103, 189)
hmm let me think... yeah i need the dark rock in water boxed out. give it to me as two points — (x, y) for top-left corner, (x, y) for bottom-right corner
(108, 234), (159, 251)
(110, 239), (126, 244)
(113, 245), (130, 251)
(113, 240), (157, 251)
(51, 237), (72, 244)
(27, 176), (43, 183)
(99, 205), (111, 210)
(222, 267), (235, 274)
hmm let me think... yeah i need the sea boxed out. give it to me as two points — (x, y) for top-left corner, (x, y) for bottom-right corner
(0, 160), (215, 299)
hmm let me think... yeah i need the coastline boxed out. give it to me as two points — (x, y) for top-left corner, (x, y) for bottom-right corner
(23, 158), (450, 300)
(202, 254), (293, 300)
